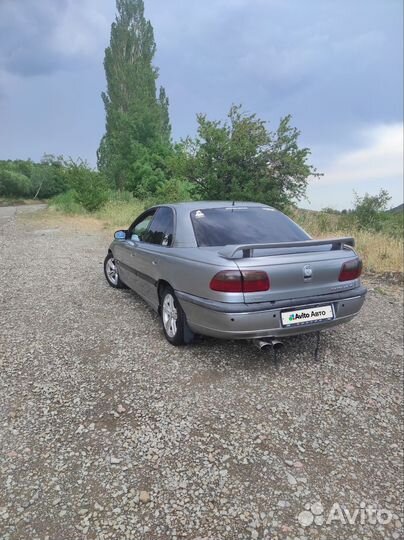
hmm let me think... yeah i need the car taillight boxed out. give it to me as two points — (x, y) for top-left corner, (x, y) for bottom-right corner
(210, 270), (270, 293)
(210, 270), (243, 292)
(242, 270), (270, 292)
(339, 258), (363, 281)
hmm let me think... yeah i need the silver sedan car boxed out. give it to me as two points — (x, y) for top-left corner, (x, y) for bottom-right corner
(104, 202), (366, 346)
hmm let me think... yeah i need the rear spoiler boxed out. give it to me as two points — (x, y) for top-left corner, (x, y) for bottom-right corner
(219, 237), (355, 259)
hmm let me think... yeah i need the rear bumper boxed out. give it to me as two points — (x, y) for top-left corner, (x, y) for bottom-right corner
(176, 286), (367, 339)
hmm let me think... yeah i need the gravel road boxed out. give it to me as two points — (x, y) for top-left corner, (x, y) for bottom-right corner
(0, 204), (47, 221)
(0, 208), (402, 540)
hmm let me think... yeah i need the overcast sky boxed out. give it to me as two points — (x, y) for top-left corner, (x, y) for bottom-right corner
(0, 0), (402, 209)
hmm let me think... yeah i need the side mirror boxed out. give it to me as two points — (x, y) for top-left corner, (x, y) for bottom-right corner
(114, 230), (127, 240)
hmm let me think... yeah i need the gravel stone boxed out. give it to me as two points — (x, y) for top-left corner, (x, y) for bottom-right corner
(0, 208), (402, 539)
(139, 491), (151, 504)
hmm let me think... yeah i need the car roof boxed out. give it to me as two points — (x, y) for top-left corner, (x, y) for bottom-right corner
(156, 201), (272, 211)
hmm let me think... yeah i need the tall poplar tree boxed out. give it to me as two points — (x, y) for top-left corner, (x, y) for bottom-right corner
(98, 0), (171, 191)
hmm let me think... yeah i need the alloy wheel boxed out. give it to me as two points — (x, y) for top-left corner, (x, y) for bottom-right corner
(106, 257), (119, 286)
(162, 293), (178, 338)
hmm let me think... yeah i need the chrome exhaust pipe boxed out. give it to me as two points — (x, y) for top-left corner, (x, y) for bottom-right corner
(253, 338), (284, 351)
(270, 339), (284, 350)
(254, 339), (273, 351)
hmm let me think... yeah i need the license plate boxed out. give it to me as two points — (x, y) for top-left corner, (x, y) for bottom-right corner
(281, 305), (334, 327)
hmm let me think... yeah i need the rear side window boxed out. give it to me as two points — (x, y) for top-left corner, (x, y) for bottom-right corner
(191, 207), (309, 247)
(143, 207), (174, 246)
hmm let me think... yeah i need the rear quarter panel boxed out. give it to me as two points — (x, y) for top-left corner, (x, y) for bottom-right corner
(155, 247), (245, 303)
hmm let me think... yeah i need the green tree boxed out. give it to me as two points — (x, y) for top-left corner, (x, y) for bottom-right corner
(31, 155), (67, 199)
(98, 0), (171, 191)
(155, 177), (195, 204)
(353, 189), (391, 231)
(0, 168), (31, 197)
(158, 86), (171, 144)
(173, 106), (320, 211)
(65, 160), (109, 212)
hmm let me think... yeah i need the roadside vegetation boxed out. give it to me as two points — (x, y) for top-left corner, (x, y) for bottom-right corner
(293, 199), (403, 275)
(1, 0), (402, 276)
(45, 188), (403, 275)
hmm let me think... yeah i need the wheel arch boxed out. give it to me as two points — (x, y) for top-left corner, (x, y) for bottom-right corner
(157, 279), (172, 314)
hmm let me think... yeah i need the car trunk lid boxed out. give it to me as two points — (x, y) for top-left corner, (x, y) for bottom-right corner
(231, 246), (360, 303)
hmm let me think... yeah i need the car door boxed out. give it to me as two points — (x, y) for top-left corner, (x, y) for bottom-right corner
(114, 209), (156, 291)
(129, 207), (175, 309)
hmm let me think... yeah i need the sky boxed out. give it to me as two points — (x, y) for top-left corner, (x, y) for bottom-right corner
(0, 0), (402, 210)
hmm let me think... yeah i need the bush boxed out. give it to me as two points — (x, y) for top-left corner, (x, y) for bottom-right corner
(31, 156), (68, 198)
(380, 212), (404, 239)
(353, 189), (391, 231)
(0, 169), (31, 197)
(51, 190), (85, 214)
(65, 160), (109, 211)
(106, 189), (137, 203)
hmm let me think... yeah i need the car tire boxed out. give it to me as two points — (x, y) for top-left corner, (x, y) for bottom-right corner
(104, 253), (127, 289)
(161, 286), (193, 346)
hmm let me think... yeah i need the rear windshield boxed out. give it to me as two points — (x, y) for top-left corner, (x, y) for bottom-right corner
(190, 207), (310, 247)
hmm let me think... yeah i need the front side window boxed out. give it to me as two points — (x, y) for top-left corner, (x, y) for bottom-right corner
(130, 210), (156, 241)
(191, 207), (309, 247)
(143, 207), (174, 246)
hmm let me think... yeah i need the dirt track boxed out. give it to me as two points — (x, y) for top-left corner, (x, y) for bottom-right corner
(0, 208), (402, 539)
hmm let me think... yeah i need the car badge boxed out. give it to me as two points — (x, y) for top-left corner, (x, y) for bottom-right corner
(303, 264), (313, 279)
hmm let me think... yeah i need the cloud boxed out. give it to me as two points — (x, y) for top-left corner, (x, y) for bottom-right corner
(149, 0), (402, 148)
(0, 0), (109, 77)
(50, 1), (109, 58)
(0, 0), (402, 213)
(319, 123), (403, 185)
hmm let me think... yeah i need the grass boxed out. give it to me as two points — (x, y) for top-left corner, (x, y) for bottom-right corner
(293, 209), (403, 275)
(94, 199), (146, 230)
(49, 190), (147, 235)
(46, 195), (403, 276)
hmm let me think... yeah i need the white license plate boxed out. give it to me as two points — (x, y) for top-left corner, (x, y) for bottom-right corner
(281, 305), (334, 327)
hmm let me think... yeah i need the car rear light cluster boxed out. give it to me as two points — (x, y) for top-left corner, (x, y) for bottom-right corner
(210, 270), (270, 293)
(339, 257), (363, 281)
